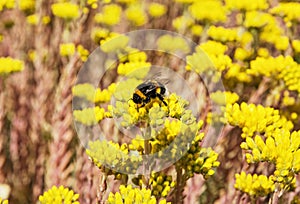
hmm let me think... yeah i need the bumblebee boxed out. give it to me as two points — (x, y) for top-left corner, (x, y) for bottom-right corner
(132, 80), (167, 107)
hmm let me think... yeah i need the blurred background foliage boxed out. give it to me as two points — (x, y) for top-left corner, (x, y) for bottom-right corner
(1, 0), (300, 203)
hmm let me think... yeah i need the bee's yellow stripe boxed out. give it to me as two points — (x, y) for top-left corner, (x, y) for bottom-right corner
(156, 87), (161, 94)
(135, 89), (146, 99)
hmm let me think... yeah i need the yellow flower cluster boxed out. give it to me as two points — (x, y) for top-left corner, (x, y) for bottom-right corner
(100, 34), (129, 53)
(117, 61), (151, 79)
(225, 63), (252, 82)
(0, 57), (24, 74)
(59, 43), (75, 57)
(107, 185), (170, 204)
(210, 91), (239, 106)
(73, 106), (106, 126)
(0, 198), (8, 204)
(19, 0), (35, 12)
(76, 45), (89, 62)
(148, 3), (166, 18)
(86, 140), (141, 173)
(225, 102), (293, 138)
(116, 0), (137, 4)
(243, 11), (273, 28)
(173, 0), (194, 4)
(248, 56), (300, 94)
(181, 143), (220, 179)
(59, 44), (89, 60)
(235, 172), (274, 197)
(241, 129), (300, 188)
(292, 40), (300, 53)
(87, 0), (98, 9)
(51, 2), (80, 20)
(39, 185), (79, 204)
(148, 172), (176, 197)
(207, 26), (238, 42)
(271, 2), (300, 24)
(94, 4), (122, 26)
(157, 35), (190, 54)
(72, 83), (116, 103)
(91, 28), (110, 44)
(225, 0), (268, 11)
(172, 16), (194, 33)
(187, 41), (231, 77)
(26, 14), (38, 25)
(125, 4), (147, 26)
(188, 0), (226, 23)
(249, 55), (296, 77)
(0, 0), (15, 11)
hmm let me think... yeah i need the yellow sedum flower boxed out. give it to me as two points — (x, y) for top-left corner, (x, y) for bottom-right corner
(244, 11), (273, 28)
(94, 4), (122, 26)
(87, 0), (98, 9)
(26, 14), (38, 25)
(248, 55), (300, 94)
(117, 61), (151, 79)
(59, 43), (76, 57)
(173, 0), (194, 3)
(241, 129), (300, 188)
(198, 40), (227, 56)
(225, 63), (252, 82)
(86, 140), (142, 172)
(76, 45), (89, 62)
(196, 41), (232, 72)
(157, 35), (190, 53)
(107, 185), (170, 204)
(72, 83), (116, 103)
(210, 91), (239, 106)
(248, 55), (296, 77)
(225, 0), (268, 11)
(188, 0), (226, 23)
(148, 172), (176, 197)
(51, 2), (80, 20)
(235, 172), (275, 196)
(0, 0), (15, 11)
(19, 0), (35, 12)
(91, 27), (110, 44)
(0, 57), (24, 74)
(234, 47), (252, 61)
(0, 198), (8, 204)
(274, 36), (289, 51)
(73, 106), (105, 125)
(100, 34), (129, 53)
(271, 3), (300, 23)
(207, 26), (239, 42)
(292, 40), (300, 53)
(39, 185), (79, 204)
(190, 25), (203, 36)
(172, 15), (194, 32)
(125, 4), (147, 26)
(94, 83), (116, 103)
(225, 102), (293, 138)
(116, 0), (137, 4)
(148, 3), (166, 18)
(42, 16), (51, 25)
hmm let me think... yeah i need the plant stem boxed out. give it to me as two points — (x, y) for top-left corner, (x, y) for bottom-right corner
(174, 164), (184, 204)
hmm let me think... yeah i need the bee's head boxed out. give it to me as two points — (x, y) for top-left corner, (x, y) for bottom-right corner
(132, 93), (143, 104)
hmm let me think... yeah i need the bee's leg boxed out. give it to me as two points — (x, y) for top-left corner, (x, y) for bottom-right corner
(157, 94), (167, 106)
(145, 97), (151, 103)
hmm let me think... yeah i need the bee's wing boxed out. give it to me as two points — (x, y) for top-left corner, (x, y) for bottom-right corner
(145, 72), (169, 86)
